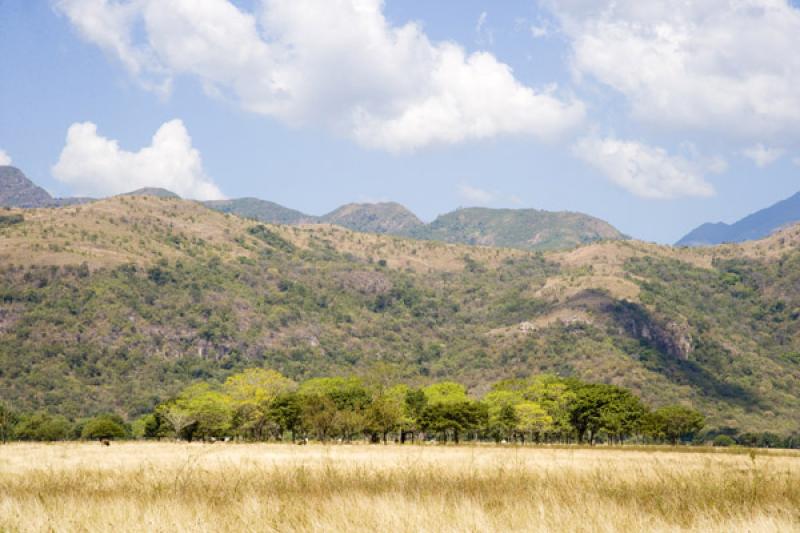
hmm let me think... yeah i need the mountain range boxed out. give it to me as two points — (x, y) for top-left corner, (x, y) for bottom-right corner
(678, 191), (800, 246)
(0, 166), (626, 252)
(1, 190), (800, 434)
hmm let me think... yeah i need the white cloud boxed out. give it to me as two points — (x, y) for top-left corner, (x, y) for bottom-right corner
(458, 184), (495, 206)
(56, 0), (584, 152)
(52, 119), (224, 200)
(743, 144), (785, 167)
(476, 11), (494, 46)
(0, 149), (11, 166)
(546, 0), (800, 140)
(573, 137), (718, 199)
(793, 157), (800, 167)
(530, 25), (549, 39)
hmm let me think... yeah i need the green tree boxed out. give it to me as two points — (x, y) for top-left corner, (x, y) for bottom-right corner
(514, 401), (552, 443)
(419, 401), (487, 444)
(570, 384), (646, 444)
(651, 405), (705, 445)
(483, 390), (521, 441)
(14, 412), (72, 441)
(423, 382), (469, 406)
(269, 392), (303, 441)
(81, 414), (127, 440)
(175, 384), (233, 440)
(0, 401), (16, 443)
(366, 388), (405, 444)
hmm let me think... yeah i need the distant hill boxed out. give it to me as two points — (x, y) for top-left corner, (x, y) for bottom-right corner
(122, 188), (181, 199)
(0, 166), (54, 207)
(5, 165), (626, 252)
(207, 200), (627, 251)
(204, 198), (314, 225)
(0, 166), (94, 208)
(320, 202), (424, 234)
(409, 207), (627, 251)
(678, 191), (800, 246)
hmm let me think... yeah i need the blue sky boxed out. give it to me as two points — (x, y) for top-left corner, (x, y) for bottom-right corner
(1, 1), (799, 243)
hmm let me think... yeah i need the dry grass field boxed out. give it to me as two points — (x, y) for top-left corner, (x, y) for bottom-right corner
(1, 443), (799, 532)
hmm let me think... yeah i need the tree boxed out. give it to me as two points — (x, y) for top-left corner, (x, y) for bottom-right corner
(14, 412), (72, 441)
(269, 392), (303, 441)
(419, 401), (487, 444)
(651, 405), (704, 445)
(366, 390), (405, 444)
(570, 384), (646, 444)
(224, 368), (296, 406)
(514, 401), (552, 443)
(402, 388), (428, 443)
(82, 414), (127, 440)
(423, 382), (469, 406)
(300, 394), (337, 441)
(175, 385), (233, 440)
(224, 369), (296, 441)
(161, 407), (196, 440)
(0, 401), (16, 443)
(483, 390), (521, 442)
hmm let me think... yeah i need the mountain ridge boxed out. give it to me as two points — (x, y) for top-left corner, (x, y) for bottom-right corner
(678, 191), (800, 246)
(1, 166), (627, 252)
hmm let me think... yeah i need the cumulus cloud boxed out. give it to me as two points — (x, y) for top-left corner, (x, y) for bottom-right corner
(743, 144), (785, 167)
(56, 0), (584, 152)
(458, 184), (495, 206)
(573, 137), (718, 199)
(52, 119), (224, 200)
(0, 149), (11, 166)
(546, 0), (800, 140)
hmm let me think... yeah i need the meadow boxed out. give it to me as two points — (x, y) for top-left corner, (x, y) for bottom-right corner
(1, 443), (799, 532)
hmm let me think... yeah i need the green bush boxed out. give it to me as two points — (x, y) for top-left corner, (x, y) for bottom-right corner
(81, 414), (127, 440)
(713, 435), (736, 447)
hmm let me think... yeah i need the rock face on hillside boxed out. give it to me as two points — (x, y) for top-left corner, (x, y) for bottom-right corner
(320, 202), (424, 234)
(0, 166), (53, 207)
(409, 207), (627, 251)
(678, 191), (800, 246)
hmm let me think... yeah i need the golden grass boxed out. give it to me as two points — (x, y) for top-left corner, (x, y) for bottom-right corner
(1, 443), (799, 532)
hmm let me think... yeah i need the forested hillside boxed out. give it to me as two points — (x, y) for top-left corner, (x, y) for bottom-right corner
(1, 195), (799, 435)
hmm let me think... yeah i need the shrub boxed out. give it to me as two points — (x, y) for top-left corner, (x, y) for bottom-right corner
(81, 414), (127, 440)
(713, 435), (736, 447)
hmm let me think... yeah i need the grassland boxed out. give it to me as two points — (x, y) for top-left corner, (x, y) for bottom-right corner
(1, 443), (799, 532)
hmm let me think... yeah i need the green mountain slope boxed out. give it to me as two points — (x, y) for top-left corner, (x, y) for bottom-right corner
(410, 207), (627, 251)
(1, 196), (799, 435)
(203, 197), (314, 225)
(320, 202), (424, 234)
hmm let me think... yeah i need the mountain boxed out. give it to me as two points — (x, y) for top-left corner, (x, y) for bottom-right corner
(122, 188), (181, 199)
(0, 166), (94, 208)
(410, 207), (627, 251)
(0, 166), (54, 207)
(320, 202), (424, 234)
(1, 195), (799, 435)
(204, 198), (314, 225)
(678, 191), (800, 246)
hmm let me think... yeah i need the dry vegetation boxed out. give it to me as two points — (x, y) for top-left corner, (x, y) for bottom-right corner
(1, 442), (799, 532)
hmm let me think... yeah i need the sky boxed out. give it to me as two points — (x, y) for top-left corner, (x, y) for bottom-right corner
(1, 0), (799, 243)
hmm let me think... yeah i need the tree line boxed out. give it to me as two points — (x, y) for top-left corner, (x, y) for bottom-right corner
(1, 369), (798, 447)
(0, 370), (699, 445)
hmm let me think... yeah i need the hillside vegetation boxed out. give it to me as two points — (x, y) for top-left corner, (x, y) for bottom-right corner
(409, 207), (626, 251)
(0, 196), (799, 435)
